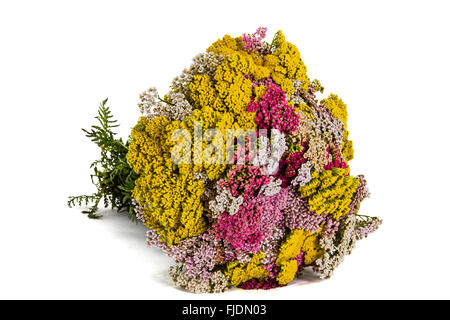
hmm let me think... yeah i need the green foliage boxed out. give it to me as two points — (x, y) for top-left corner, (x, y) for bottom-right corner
(68, 99), (138, 220)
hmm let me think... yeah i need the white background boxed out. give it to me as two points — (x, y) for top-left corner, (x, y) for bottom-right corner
(1, 0), (449, 299)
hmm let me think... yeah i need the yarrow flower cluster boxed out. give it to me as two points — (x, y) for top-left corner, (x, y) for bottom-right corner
(247, 81), (300, 134)
(71, 28), (381, 293)
(242, 27), (271, 55)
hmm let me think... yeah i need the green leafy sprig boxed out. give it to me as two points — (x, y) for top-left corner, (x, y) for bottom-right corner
(68, 99), (138, 220)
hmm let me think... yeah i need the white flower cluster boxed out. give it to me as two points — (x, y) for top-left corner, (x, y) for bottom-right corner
(314, 215), (357, 279)
(235, 251), (252, 264)
(287, 79), (307, 105)
(291, 162), (312, 187)
(310, 105), (344, 149)
(303, 134), (331, 171)
(169, 266), (228, 294)
(259, 224), (286, 264)
(193, 170), (208, 183)
(293, 103), (344, 172)
(259, 177), (282, 197)
(208, 186), (244, 218)
(131, 198), (147, 223)
(138, 87), (163, 116)
(138, 87), (192, 121)
(164, 91), (193, 121)
(138, 53), (226, 123)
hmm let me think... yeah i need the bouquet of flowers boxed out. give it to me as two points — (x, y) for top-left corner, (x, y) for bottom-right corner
(69, 28), (381, 293)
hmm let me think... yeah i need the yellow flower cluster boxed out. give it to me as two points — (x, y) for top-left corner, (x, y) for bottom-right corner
(342, 131), (354, 161)
(181, 109), (229, 180)
(127, 116), (171, 175)
(321, 94), (354, 161)
(297, 103), (313, 117)
(321, 94), (348, 129)
(225, 252), (269, 287)
(265, 31), (310, 93)
(299, 168), (360, 219)
(127, 116), (207, 246)
(189, 54), (255, 129)
(207, 31), (310, 99)
(275, 229), (323, 284)
(207, 35), (245, 57)
(276, 260), (298, 285)
(186, 41), (271, 180)
(253, 84), (267, 102)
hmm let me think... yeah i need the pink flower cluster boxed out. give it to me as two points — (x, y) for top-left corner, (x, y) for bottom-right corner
(240, 277), (282, 290)
(275, 149), (307, 187)
(147, 231), (221, 279)
(293, 251), (304, 269)
(284, 188), (325, 233)
(231, 135), (259, 165)
(213, 188), (288, 253)
(323, 145), (347, 170)
(247, 82), (300, 134)
(242, 27), (270, 54)
(322, 217), (340, 238)
(218, 165), (271, 198)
